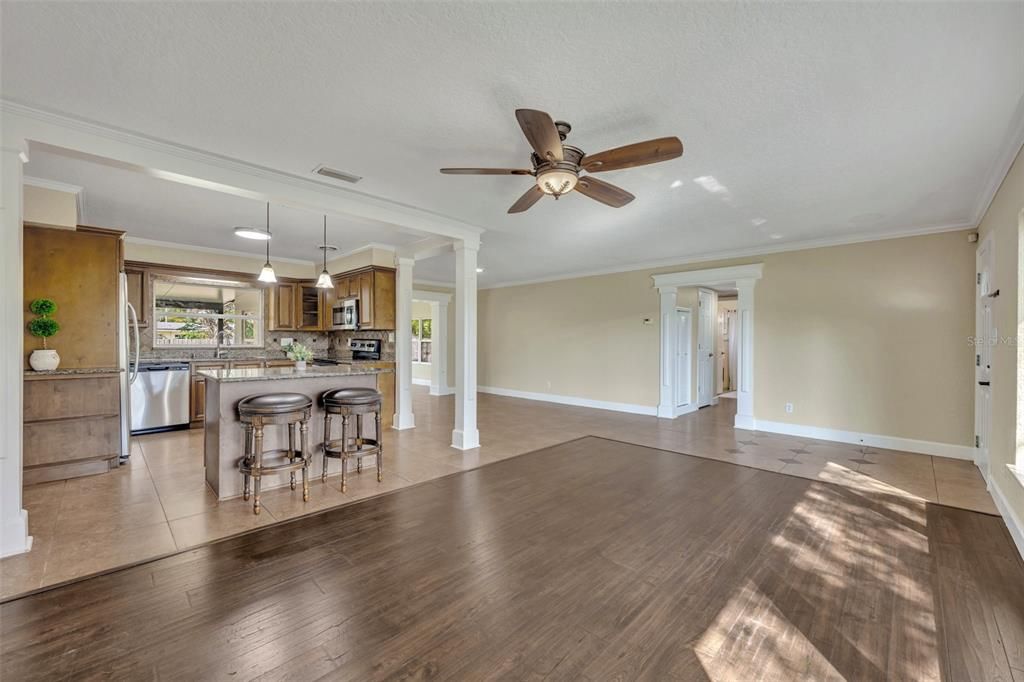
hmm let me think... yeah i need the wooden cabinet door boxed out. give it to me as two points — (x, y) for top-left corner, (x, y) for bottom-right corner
(190, 376), (206, 423)
(271, 283), (297, 330)
(371, 268), (396, 330)
(357, 271), (374, 328)
(125, 267), (149, 328)
(297, 283), (322, 330)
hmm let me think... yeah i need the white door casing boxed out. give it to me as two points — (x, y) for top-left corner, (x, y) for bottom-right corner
(975, 234), (995, 478)
(653, 264), (763, 428)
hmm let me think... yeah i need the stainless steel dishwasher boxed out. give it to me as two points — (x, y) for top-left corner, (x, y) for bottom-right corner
(130, 362), (191, 434)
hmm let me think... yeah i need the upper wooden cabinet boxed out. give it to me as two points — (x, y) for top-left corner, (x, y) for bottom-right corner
(268, 282), (298, 331)
(331, 266), (395, 331)
(124, 266), (149, 328)
(296, 283), (324, 330)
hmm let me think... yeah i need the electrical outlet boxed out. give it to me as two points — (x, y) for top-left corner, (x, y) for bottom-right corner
(785, 402), (794, 414)
(546, 381), (552, 390)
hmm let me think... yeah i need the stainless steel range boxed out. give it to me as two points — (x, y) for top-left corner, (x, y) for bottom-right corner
(349, 338), (382, 361)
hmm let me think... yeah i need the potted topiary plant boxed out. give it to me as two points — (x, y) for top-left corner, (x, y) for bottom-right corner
(27, 298), (61, 371)
(286, 342), (313, 370)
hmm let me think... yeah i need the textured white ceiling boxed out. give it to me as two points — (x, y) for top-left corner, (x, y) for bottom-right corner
(4, 2), (1023, 286)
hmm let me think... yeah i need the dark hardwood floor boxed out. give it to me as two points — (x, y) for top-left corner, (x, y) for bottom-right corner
(3, 436), (1022, 681)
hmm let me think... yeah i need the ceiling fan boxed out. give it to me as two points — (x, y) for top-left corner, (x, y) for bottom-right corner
(441, 109), (683, 213)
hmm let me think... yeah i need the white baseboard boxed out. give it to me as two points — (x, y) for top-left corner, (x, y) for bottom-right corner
(748, 418), (975, 460)
(479, 385), (657, 416)
(429, 386), (455, 396)
(411, 378), (431, 386)
(989, 475), (1024, 562)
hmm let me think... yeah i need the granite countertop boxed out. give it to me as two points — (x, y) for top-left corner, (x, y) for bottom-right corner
(198, 365), (393, 383)
(25, 367), (124, 377)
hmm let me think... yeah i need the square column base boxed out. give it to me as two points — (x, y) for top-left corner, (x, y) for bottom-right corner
(451, 428), (480, 450)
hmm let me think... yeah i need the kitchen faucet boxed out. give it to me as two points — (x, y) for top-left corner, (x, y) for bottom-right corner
(214, 330), (231, 359)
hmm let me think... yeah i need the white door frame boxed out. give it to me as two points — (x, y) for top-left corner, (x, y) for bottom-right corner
(413, 289), (453, 396)
(654, 264), (763, 428)
(675, 308), (692, 408)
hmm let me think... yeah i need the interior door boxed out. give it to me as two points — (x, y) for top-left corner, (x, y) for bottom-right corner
(675, 309), (691, 407)
(974, 235), (994, 476)
(697, 289), (716, 407)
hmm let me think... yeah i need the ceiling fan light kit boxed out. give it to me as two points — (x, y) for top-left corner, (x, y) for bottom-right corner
(440, 108), (683, 213)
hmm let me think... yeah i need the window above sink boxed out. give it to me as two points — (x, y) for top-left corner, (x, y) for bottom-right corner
(153, 275), (264, 348)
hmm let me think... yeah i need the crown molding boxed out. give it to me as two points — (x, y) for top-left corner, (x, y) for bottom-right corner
(124, 236), (314, 265)
(23, 175), (86, 223)
(1, 98), (485, 242)
(480, 220), (975, 290)
(972, 91), (1024, 225)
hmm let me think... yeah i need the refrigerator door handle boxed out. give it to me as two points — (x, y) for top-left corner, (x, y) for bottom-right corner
(127, 302), (140, 384)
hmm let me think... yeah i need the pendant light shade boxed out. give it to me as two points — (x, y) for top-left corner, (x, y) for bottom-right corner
(315, 215), (334, 289)
(257, 202), (277, 283)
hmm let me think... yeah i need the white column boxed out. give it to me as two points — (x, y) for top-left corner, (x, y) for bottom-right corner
(429, 298), (451, 396)
(1, 142), (31, 557)
(451, 239), (480, 450)
(734, 279), (756, 430)
(393, 256), (415, 430)
(657, 286), (679, 419)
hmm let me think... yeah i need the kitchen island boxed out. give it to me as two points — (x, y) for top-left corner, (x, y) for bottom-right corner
(199, 365), (394, 500)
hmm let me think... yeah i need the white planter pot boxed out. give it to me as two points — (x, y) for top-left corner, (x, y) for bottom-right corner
(295, 360), (307, 371)
(29, 349), (61, 371)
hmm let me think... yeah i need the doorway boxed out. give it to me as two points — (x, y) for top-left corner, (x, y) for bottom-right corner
(675, 308), (692, 408)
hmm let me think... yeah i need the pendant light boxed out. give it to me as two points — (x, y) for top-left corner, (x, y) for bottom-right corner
(257, 202), (277, 283)
(315, 215), (334, 289)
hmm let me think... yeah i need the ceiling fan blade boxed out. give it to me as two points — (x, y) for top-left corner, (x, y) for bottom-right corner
(440, 168), (533, 175)
(581, 136), (683, 173)
(515, 109), (564, 163)
(508, 185), (545, 214)
(575, 176), (635, 208)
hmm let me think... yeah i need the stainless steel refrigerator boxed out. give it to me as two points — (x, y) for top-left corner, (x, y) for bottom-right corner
(118, 273), (140, 460)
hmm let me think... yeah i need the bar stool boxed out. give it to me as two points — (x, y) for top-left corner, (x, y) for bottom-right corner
(238, 392), (313, 515)
(321, 387), (383, 493)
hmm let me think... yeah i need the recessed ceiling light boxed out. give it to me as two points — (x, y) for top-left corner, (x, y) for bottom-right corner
(751, 217), (767, 227)
(233, 226), (271, 240)
(769, 233), (783, 240)
(476, 267), (484, 273)
(313, 165), (362, 184)
(670, 180), (684, 189)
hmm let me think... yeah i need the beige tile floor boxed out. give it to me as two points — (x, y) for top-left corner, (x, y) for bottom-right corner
(1, 387), (996, 600)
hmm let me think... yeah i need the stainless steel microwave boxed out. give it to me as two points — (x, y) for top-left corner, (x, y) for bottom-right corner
(332, 298), (358, 330)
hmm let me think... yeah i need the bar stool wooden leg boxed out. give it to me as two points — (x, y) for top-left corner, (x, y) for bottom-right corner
(300, 417), (310, 502)
(253, 423), (264, 515)
(242, 424), (253, 501)
(322, 413), (332, 483)
(341, 414), (350, 493)
(376, 408), (383, 482)
(288, 422), (297, 490)
(356, 415), (363, 473)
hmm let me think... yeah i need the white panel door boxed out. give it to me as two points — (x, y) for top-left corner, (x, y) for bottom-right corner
(697, 289), (716, 407)
(974, 234), (994, 477)
(675, 309), (691, 407)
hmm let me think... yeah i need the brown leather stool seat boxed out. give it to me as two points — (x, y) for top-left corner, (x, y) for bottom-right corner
(322, 387), (381, 406)
(238, 392), (313, 515)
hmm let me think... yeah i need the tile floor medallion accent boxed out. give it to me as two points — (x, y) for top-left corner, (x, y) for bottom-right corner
(1, 388), (998, 600)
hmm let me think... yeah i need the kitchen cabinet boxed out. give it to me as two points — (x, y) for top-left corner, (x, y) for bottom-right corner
(297, 283), (324, 330)
(125, 266), (149, 328)
(269, 283), (298, 330)
(190, 361), (227, 425)
(330, 267), (396, 330)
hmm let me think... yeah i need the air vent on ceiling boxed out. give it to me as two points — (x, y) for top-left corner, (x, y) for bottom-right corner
(313, 165), (362, 184)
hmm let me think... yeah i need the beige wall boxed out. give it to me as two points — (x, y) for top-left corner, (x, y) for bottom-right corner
(125, 241), (315, 279)
(23, 185), (77, 228)
(479, 229), (976, 446)
(977, 145), (1024, 522)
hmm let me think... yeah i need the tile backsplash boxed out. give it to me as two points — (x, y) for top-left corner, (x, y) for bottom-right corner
(141, 330), (331, 361)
